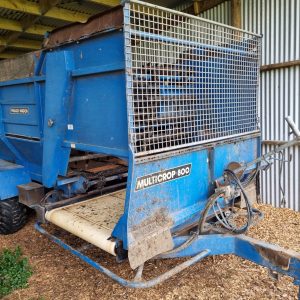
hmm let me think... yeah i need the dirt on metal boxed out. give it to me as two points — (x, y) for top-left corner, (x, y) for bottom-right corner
(1, 204), (300, 300)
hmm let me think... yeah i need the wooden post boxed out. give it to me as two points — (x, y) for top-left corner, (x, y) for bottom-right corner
(193, 1), (201, 15)
(192, 0), (227, 16)
(231, 0), (241, 28)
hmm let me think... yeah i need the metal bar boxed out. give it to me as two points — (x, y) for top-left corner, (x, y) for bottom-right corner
(0, 37), (42, 50)
(130, 29), (256, 56)
(0, 0), (89, 23)
(2, 120), (38, 126)
(0, 76), (46, 87)
(69, 154), (108, 163)
(263, 140), (300, 146)
(0, 17), (53, 36)
(71, 63), (125, 77)
(159, 234), (300, 295)
(261, 60), (300, 72)
(125, 0), (262, 37)
(34, 222), (210, 288)
(216, 136), (300, 182)
(89, 0), (120, 6)
(286, 116), (300, 137)
(34, 222), (300, 295)
(45, 182), (127, 211)
(235, 235), (300, 282)
(0, 52), (25, 59)
(63, 141), (129, 159)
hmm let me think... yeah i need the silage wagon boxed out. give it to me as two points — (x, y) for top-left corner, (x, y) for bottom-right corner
(0, 0), (300, 295)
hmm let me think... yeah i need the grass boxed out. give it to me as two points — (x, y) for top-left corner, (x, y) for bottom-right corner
(0, 246), (32, 298)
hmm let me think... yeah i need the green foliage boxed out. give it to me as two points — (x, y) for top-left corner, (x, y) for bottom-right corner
(0, 246), (32, 297)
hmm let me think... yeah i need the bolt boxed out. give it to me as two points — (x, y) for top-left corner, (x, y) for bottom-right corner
(48, 119), (54, 127)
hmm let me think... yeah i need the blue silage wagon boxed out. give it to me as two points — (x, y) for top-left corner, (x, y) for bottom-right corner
(1, 0), (300, 293)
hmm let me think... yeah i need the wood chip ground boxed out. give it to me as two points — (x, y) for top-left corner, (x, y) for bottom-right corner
(1, 204), (300, 300)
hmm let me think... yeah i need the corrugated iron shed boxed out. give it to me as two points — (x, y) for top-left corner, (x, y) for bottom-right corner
(193, 0), (300, 212)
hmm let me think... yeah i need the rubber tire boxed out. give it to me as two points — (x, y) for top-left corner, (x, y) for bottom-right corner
(0, 197), (28, 235)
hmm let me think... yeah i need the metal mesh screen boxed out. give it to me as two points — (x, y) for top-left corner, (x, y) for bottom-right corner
(124, 0), (261, 156)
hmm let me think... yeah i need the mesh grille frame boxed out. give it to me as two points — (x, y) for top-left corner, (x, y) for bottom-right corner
(124, 0), (261, 157)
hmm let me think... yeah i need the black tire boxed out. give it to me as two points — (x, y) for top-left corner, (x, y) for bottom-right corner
(0, 197), (28, 235)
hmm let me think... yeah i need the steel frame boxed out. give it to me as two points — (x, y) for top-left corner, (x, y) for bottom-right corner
(124, 0), (261, 157)
(35, 222), (300, 298)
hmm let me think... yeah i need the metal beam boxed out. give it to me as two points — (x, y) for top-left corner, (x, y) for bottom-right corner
(0, 38), (42, 50)
(0, 1), (61, 54)
(261, 60), (300, 72)
(0, 0), (90, 23)
(0, 17), (53, 36)
(0, 0), (67, 52)
(88, 0), (120, 6)
(0, 51), (27, 59)
(188, 0), (227, 15)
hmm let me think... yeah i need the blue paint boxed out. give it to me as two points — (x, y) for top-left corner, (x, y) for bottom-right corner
(35, 221), (300, 295)
(0, 28), (128, 197)
(0, 159), (30, 199)
(114, 137), (259, 249)
(0, 5), (297, 295)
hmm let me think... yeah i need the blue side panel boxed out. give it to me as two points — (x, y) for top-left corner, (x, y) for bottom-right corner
(0, 83), (41, 138)
(213, 138), (259, 178)
(65, 72), (128, 156)
(0, 159), (31, 200)
(59, 30), (126, 69)
(0, 29), (128, 189)
(8, 138), (43, 180)
(61, 30), (128, 158)
(113, 136), (259, 249)
(42, 51), (74, 187)
(0, 140), (14, 161)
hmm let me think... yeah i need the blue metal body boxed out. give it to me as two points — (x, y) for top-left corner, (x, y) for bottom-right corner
(35, 222), (300, 297)
(0, 30), (128, 189)
(0, 20), (260, 251)
(1, 2), (300, 294)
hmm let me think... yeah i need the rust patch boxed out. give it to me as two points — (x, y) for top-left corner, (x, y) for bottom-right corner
(44, 6), (123, 48)
(255, 245), (291, 270)
(0, 50), (41, 82)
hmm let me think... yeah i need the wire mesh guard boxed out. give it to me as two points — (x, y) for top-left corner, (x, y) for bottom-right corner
(124, 0), (261, 156)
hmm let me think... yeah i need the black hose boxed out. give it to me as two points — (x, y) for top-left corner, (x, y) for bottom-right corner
(198, 169), (258, 234)
(162, 191), (225, 255)
(163, 168), (263, 254)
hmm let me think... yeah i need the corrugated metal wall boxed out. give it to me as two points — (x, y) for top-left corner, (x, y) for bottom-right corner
(174, 0), (192, 11)
(190, 0), (300, 211)
(242, 0), (300, 212)
(200, 1), (231, 24)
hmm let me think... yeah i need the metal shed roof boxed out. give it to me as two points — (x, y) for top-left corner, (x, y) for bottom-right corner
(0, 0), (225, 59)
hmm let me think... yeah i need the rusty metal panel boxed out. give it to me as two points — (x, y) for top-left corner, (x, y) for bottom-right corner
(43, 6), (123, 48)
(0, 51), (42, 82)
